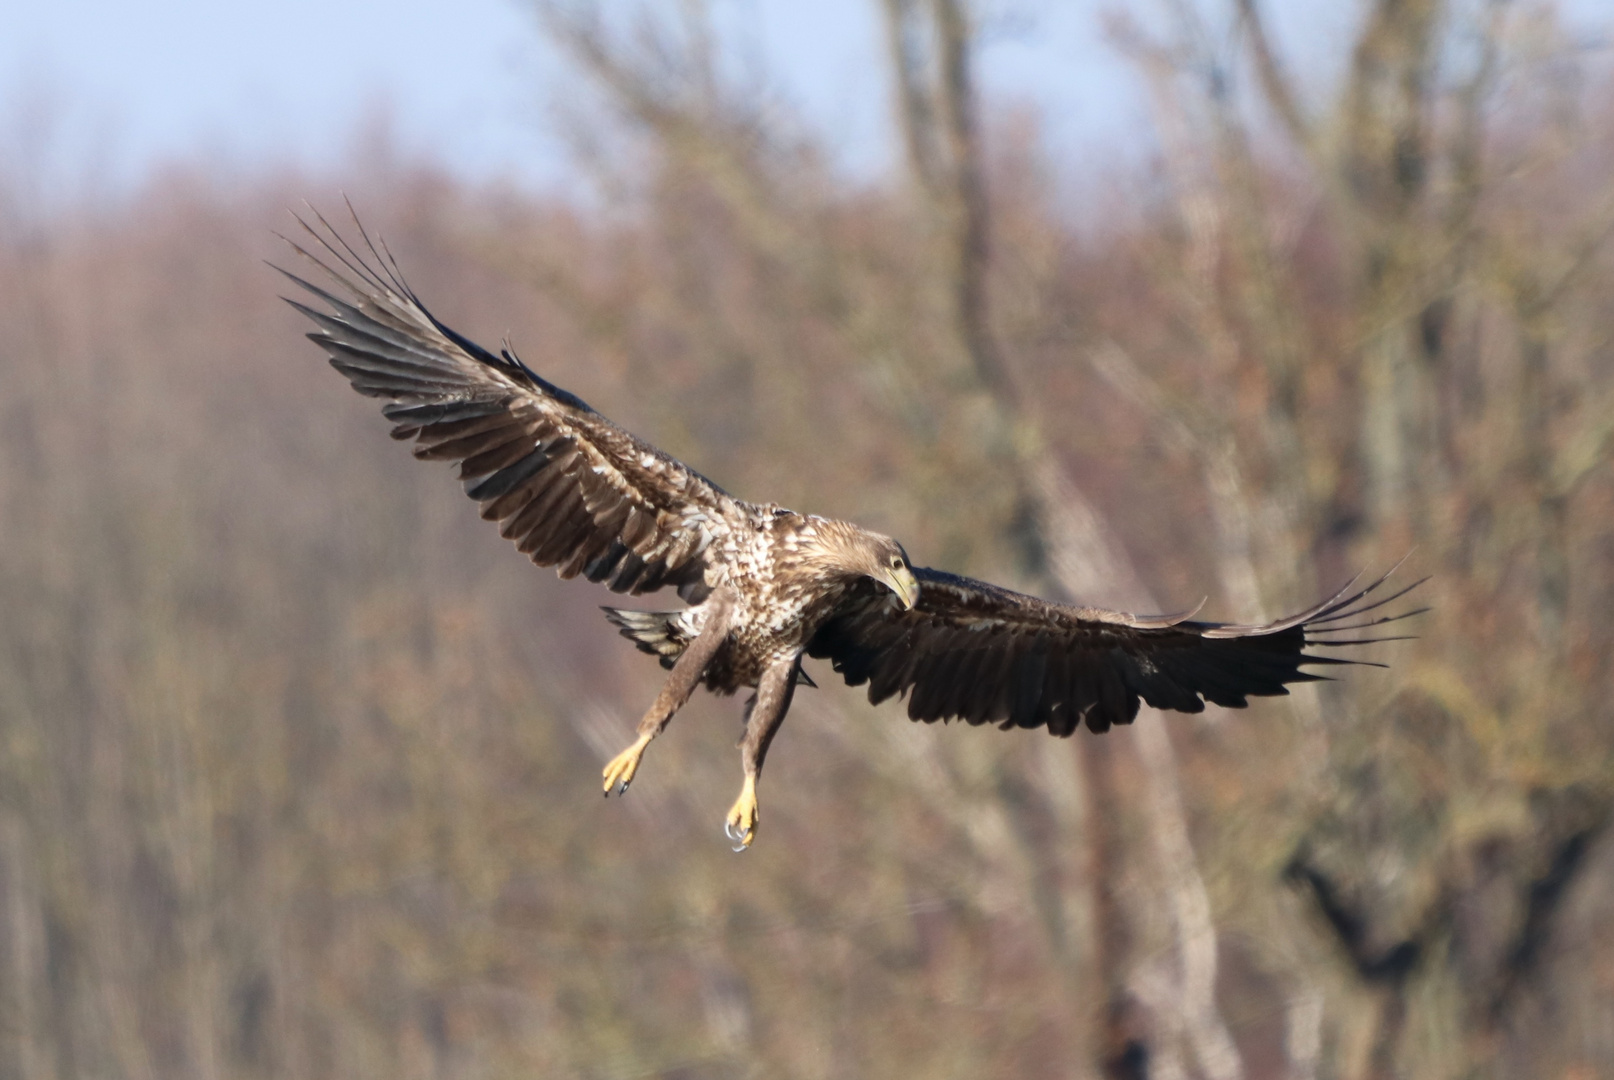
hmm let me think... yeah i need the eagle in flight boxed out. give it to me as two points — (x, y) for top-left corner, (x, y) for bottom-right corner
(281, 212), (1420, 850)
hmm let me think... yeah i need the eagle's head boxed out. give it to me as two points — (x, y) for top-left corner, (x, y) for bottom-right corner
(801, 520), (921, 610)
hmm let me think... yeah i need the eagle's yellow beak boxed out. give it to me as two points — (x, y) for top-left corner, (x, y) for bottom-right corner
(883, 566), (920, 611)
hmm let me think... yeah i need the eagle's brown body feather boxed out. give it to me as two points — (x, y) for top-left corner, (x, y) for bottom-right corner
(282, 211), (1421, 847)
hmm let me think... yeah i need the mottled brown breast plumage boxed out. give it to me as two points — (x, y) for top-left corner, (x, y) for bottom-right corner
(694, 510), (863, 692)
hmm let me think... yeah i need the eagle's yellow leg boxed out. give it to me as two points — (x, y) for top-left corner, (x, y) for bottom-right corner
(724, 776), (759, 850)
(602, 733), (652, 795)
(725, 655), (798, 851)
(602, 588), (737, 799)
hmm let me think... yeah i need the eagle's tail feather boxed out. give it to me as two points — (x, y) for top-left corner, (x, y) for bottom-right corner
(602, 607), (689, 670)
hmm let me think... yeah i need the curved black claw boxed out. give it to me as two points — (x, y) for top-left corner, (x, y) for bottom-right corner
(723, 820), (752, 853)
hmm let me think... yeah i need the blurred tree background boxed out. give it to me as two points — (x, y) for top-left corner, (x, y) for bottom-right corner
(2, 1), (1613, 1077)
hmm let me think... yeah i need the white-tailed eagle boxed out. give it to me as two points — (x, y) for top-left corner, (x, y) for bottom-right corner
(280, 212), (1420, 850)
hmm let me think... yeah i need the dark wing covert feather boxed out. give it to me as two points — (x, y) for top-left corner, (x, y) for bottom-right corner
(807, 564), (1424, 734)
(278, 210), (747, 599)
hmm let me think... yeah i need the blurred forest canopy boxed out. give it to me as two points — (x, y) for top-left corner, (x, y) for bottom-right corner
(2, 0), (1614, 1077)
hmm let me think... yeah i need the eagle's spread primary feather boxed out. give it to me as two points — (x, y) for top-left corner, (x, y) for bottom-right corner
(282, 209), (1422, 848)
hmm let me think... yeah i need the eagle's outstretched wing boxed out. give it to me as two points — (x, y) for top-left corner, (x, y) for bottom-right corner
(279, 210), (747, 599)
(807, 565), (1424, 734)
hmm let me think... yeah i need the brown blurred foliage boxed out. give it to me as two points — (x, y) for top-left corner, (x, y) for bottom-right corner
(2, 1), (1613, 1077)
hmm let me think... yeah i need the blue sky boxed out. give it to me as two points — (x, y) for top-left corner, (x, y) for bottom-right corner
(3, 1), (1609, 199)
(1, 0), (1159, 196)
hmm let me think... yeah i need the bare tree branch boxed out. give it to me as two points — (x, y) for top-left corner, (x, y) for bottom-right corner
(931, 0), (1018, 408)
(1234, 0), (1311, 150)
(881, 0), (946, 199)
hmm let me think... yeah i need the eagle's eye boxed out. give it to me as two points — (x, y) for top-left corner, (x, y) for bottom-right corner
(889, 555), (903, 568)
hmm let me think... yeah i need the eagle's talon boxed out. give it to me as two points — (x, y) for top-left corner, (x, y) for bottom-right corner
(602, 735), (652, 797)
(723, 777), (759, 851)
